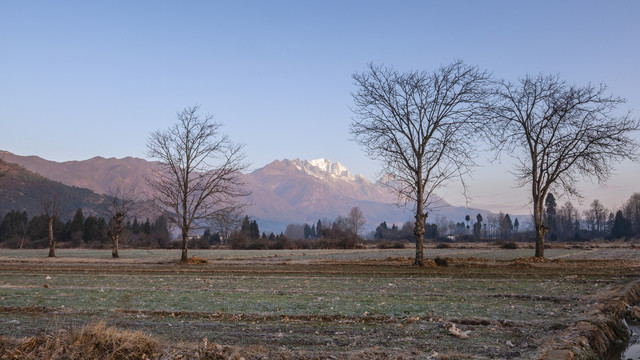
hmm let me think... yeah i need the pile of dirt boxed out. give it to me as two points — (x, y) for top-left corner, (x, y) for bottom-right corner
(510, 257), (553, 267)
(1, 321), (159, 359)
(187, 255), (209, 264)
(0, 322), (446, 360)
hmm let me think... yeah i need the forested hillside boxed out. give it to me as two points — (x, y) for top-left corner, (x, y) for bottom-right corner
(0, 160), (108, 218)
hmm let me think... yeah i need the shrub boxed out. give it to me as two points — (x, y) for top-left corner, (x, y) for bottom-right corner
(434, 256), (448, 267)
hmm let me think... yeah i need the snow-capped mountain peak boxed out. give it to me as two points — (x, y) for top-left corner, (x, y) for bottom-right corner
(294, 158), (357, 181)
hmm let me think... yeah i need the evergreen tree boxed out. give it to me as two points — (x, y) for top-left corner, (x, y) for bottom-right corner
(132, 217), (140, 234)
(374, 221), (388, 239)
(611, 210), (632, 238)
(514, 218), (519, 233)
(143, 218), (152, 236)
(97, 217), (108, 242)
(240, 216), (251, 238)
(152, 215), (171, 248)
(425, 223), (438, 239)
(465, 215), (471, 235)
(70, 208), (84, 234)
(202, 228), (212, 244)
(303, 223), (312, 239)
(316, 219), (323, 237)
(473, 214), (483, 239)
(249, 220), (260, 240)
(0, 210), (29, 246)
(84, 216), (100, 243)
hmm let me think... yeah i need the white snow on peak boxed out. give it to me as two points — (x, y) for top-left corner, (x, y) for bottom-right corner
(294, 158), (357, 181)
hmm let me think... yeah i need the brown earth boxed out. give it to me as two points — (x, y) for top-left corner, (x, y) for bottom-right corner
(0, 249), (639, 359)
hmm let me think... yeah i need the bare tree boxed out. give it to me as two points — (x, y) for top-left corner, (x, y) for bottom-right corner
(350, 61), (492, 266)
(489, 74), (639, 257)
(347, 205), (366, 235)
(40, 195), (67, 257)
(623, 193), (640, 235)
(106, 185), (140, 258)
(210, 208), (243, 245)
(584, 199), (607, 235)
(147, 105), (249, 263)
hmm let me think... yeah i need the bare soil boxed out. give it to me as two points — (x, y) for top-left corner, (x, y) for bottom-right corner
(0, 245), (639, 359)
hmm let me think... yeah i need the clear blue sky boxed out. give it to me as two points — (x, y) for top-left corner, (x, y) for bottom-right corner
(1, 1), (639, 215)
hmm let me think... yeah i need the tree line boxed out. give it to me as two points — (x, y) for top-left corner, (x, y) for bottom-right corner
(370, 192), (640, 243)
(197, 206), (368, 250)
(0, 208), (170, 250)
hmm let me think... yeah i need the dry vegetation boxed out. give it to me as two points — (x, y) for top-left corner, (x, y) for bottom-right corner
(0, 243), (639, 359)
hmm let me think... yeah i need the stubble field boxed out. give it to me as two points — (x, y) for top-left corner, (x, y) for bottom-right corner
(0, 243), (639, 359)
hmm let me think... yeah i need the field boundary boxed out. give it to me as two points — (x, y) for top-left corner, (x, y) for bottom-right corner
(542, 280), (640, 359)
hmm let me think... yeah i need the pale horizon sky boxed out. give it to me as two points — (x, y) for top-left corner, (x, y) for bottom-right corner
(1, 1), (639, 216)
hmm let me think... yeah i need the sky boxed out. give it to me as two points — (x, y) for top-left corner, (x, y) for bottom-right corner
(1, 1), (639, 216)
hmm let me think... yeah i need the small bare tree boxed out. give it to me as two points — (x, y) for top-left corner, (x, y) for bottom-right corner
(210, 208), (243, 245)
(147, 105), (249, 263)
(489, 74), (639, 257)
(40, 195), (67, 257)
(347, 205), (366, 236)
(350, 61), (492, 266)
(106, 185), (140, 258)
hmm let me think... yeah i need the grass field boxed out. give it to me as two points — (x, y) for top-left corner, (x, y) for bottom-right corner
(1, 243), (639, 359)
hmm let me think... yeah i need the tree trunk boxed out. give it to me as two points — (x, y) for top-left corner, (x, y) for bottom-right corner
(533, 195), (547, 258)
(414, 218), (425, 266)
(413, 193), (425, 266)
(47, 218), (55, 257)
(112, 234), (119, 258)
(180, 230), (188, 263)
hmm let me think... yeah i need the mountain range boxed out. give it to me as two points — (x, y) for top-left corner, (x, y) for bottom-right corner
(0, 150), (486, 233)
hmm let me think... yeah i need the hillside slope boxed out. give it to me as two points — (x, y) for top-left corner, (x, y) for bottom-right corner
(0, 160), (108, 219)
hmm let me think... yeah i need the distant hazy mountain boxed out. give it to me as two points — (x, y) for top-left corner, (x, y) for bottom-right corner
(243, 158), (487, 232)
(243, 158), (412, 231)
(0, 151), (155, 196)
(0, 160), (109, 218)
(1, 151), (488, 233)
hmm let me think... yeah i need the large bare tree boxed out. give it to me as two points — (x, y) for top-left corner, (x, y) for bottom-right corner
(40, 195), (67, 257)
(106, 185), (140, 258)
(147, 105), (249, 263)
(489, 74), (639, 257)
(350, 61), (491, 266)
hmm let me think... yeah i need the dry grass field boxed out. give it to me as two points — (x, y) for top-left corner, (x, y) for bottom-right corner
(0, 243), (639, 359)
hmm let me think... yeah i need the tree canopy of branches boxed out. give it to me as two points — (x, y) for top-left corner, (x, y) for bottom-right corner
(210, 207), (243, 245)
(350, 61), (491, 266)
(106, 185), (140, 258)
(489, 74), (639, 257)
(147, 105), (249, 263)
(347, 206), (366, 235)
